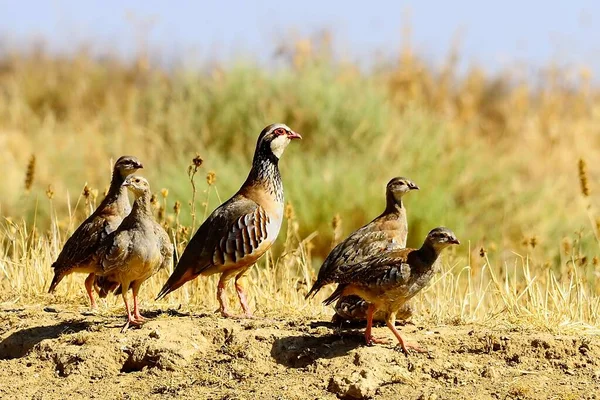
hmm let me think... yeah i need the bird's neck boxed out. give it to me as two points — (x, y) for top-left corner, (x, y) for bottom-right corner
(130, 191), (153, 218)
(415, 241), (440, 267)
(244, 152), (283, 203)
(384, 192), (404, 214)
(97, 171), (130, 215)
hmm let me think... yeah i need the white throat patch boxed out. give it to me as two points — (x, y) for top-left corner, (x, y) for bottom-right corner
(270, 135), (291, 158)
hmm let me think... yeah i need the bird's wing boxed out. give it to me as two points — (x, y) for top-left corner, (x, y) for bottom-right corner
(99, 230), (134, 274)
(156, 194), (271, 299)
(319, 227), (392, 281)
(336, 248), (414, 288)
(52, 214), (114, 270)
(155, 222), (174, 273)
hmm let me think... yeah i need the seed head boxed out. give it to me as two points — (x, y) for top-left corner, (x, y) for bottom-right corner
(161, 188), (169, 198)
(24, 155), (36, 193)
(188, 153), (204, 177)
(578, 158), (590, 197)
(479, 247), (487, 258)
(562, 237), (572, 255)
(45, 185), (54, 200)
(173, 200), (181, 215)
(206, 171), (217, 186)
(284, 202), (295, 220)
(529, 236), (538, 249)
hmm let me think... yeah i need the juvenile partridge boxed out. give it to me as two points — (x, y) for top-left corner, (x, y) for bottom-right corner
(96, 175), (173, 329)
(305, 177), (419, 301)
(156, 123), (301, 317)
(322, 227), (459, 354)
(48, 156), (143, 308)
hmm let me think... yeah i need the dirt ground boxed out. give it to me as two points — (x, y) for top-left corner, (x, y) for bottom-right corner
(0, 305), (598, 400)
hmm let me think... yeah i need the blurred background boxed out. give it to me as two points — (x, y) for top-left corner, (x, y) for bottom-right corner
(2, 0), (600, 271)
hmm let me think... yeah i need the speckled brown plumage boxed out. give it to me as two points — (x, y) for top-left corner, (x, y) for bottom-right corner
(323, 227), (459, 355)
(306, 177), (418, 300)
(97, 176), (173, 329)
(155, 124), (301, 318)
(48, 156), (143, 308)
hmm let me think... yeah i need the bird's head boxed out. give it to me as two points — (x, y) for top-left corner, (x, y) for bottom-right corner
(425, 227), (460, 252)
(114, 156), (143, 179)
(122, 175), (151, 197)
(387, 177), (419, 203)
(255, 123), (302, 160)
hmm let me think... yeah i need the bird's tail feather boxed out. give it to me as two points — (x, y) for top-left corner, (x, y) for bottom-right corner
(304, 281), (323, 300)
(155, 267), (199, 301)
(47, 264), (63, 293)
(323, 284), (346, 306)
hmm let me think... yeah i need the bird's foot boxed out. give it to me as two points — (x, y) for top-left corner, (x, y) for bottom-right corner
(395, 342), (428, 356)
(365, 335), (390, 346)
(121, 317), (143, 333)
(220, 311), (255, 319)
(133, 313), (147, 322)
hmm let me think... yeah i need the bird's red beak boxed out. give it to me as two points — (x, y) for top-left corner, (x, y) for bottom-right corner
(287, 131), (302, 140)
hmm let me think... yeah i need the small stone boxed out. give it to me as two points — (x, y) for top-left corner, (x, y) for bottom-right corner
(481, 366), (497, 378)
(461, 361), (476, 371)
(149, 329), (161, 339)
(328, 370), (381, 399)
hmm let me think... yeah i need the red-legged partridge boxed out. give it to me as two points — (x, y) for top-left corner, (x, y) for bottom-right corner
(322, 227), (459, 355)
(156, 123), (301, 317)
(306, 177), (418, 303)
(97, 175), (173, 330)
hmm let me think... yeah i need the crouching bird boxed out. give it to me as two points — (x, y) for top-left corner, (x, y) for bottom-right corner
(155, 124), (301, 317)
(48, 156), (143, 309)
(304, 177), (419, 325)
(97, 175), (173, 330)
(322, 227), (459, 355)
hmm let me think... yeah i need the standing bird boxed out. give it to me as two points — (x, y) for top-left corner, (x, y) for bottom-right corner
(48, 156), (143, 308)
(305, 177), (419, 300)
(155, 124), (301, 317)
(97, 175), (173, 330)
(322, 227), (459, 354)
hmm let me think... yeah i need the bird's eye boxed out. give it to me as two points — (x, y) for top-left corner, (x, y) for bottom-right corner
(274, 128), (286, 136)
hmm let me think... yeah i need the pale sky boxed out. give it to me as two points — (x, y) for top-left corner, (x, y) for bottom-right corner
(1, 0), (599, 72)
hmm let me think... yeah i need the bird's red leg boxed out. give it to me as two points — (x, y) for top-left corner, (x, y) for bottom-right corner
(132, 284), (146, 323)
(385, 317), (426, 355)
(85, 273), (97, 310)
(235, 273), (253, 318)
(217, 273), (235, 318)
(364, 304), (389, 345)
(121, 284), (140, 332)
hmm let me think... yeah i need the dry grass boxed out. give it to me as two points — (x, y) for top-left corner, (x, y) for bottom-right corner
(1, 36), (600, 333)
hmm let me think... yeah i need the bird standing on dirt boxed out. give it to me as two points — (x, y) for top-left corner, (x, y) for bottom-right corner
(305, 177), (419, 301)
(48, 156), (143, 308)
(97, 175), (173, 330)
(322, 227), (459, 354)
(155, 123), (301, 318)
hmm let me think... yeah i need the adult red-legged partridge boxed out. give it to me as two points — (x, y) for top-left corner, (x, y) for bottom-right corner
(156, 123), (301, 317)
(305, 177), (418, 305)
(322, 227), (459, 355)
(48, 156), (143, 308)
(97, 175), (173, 329)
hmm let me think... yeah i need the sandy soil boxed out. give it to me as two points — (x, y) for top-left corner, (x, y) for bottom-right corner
(0, 305), (598, 400)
